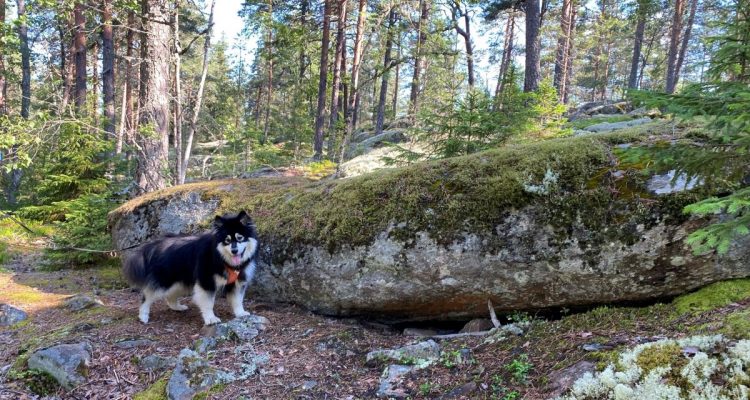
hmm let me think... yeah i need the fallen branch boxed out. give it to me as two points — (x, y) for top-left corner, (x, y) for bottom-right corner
(488, 299), (501, 328)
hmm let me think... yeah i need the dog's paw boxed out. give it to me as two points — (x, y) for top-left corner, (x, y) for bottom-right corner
(203, 315), (222, 325)
(169, 304), (189, 311)
(139, 314), (149, 324)
(234, 310), (251, 318)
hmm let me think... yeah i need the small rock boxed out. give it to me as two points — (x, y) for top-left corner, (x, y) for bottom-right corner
(205, 314), (269, 342)
(139, 355), (176, 371)
(27, 342), (92, 390)
(582, 343), (613, 352)
(440, 381), (477, 399)
(193, 337), (218, 353)
(366, 340), (440, 368)
(376, 364), (413, 398)
(167, 348), (234, 400)
(402, 328), (437, 337)
(64, 294), (104, 311)
(300, 380), (317, 390)
(71, 322), (96, 333)
(459, 319), (494, 333)
(0, 304), (27, 326)
(547, 361), (597, 398)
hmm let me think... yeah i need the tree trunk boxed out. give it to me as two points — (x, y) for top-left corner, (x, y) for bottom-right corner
(392, 33), (400, 117)
(328, 0), (348, 158)
(102, 0), (116, 141)
(178, 0), (214, 185)
(57, 15), (71, 113)
(375, 8), (395, 136)
(340, 0), (366, 155)
(0, 0), (6, 116)
(563, 6), (577, 103)
(553, 0), (572, 100)
(136, 0), (172, 192)
(313, 0), (332, 160)
(173, 0), (183, 183)
(262, 0), (273, 145)
(73, 2), (87, 111)
(409, 0), (429, 117)
(495, 12), (515, 106)
(119, 11), (136, 154)
(665, 0), (685, 93)
(674, 0), (698, 88)
(299, 0), (308, 78)
(524, 0), (541, 92)
(451, 1), (474, 90)
(17, 0), (30, 118)
(628, 5), (646, 89)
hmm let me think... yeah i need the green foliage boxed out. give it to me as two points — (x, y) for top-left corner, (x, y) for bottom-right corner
(505, 354), (533, 384)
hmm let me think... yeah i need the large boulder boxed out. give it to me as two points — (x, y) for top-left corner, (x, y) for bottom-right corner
(109, 134), (750, 321)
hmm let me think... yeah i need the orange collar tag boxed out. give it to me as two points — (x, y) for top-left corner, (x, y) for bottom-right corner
(225, 267), (240, 285)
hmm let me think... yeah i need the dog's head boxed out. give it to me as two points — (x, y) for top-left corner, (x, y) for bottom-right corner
(213, 210), (258, 268)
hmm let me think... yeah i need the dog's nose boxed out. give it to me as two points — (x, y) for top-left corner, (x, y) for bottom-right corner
(231, 248), (239, 255)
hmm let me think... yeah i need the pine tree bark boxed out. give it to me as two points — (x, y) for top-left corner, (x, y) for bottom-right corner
(553, 0), (573, 100)
(57, 15), (71, 113)
(102, 0), (116, 141)
(173, 0), (183, 183)
(524, 0), (541, 92)
(179, 0), (214, 185)
(328, 0), (348, 158)
(338, 0), (366, 168)
(0, 0), (6, 116)
(375, 8), (395, 136)
(451, 1), (474, 89)
(313, 0), (332, 160)
(665, 0), (685, 93)
(17, 0), (30, 118)
(409, 0), (429, 117)
(563, 6), (577, 103)
(262, 0), (273, 145)
(674, 0), (698, 88)
(119, 11), (136, 154)
(299, 0), (309, 78)
(73, 2), (87, 111)
(628, 4), (646, 89)
(495, 12), (515, 106)
(136, 0), (172, 192)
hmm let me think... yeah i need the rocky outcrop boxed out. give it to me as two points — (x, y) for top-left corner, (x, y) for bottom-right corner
(580, 118), (653, 133)
(27, 342), (92, 390)
(109, 134), (750, 321)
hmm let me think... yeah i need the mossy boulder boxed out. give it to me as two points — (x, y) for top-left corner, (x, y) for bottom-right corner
(109, 134), (750, 321)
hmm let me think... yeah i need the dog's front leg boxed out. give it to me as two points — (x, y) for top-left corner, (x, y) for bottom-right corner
(228, 282), (250, 318)
(193, 284), (221, 325)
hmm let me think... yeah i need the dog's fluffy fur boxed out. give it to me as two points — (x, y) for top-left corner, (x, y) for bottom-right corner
(123, 211), (259, 325)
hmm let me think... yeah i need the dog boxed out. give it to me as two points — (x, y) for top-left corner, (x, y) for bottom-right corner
(123, 210), (259, 325)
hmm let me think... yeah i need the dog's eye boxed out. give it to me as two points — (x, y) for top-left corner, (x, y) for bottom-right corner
(224, 235), (232, 245)
(235, 234), (245, 241)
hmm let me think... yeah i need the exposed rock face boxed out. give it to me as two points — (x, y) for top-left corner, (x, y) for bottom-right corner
(27, 342), (92, 390)
(581, 118), (653, 133)
(109, 136), (750, 321)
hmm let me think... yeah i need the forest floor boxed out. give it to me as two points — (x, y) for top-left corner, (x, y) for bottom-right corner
(2, 243), (750, 400)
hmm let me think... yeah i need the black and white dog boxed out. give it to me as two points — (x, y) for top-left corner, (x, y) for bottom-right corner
(123, 211), (258, 325)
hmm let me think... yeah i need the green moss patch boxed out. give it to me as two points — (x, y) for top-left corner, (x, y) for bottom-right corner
(566, 115), (639, 130)
(672, 279), (750, 315)
(133, 376), (168, 400)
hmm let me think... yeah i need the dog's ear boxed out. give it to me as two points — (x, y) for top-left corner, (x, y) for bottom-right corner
(213, 215), (225, 228)
(238, 210), (252, 226)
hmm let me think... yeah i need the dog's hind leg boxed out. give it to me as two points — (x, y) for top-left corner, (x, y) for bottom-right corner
(193, 284), (221, 325)
(228, 283), (250, 318)
(139, 288), (159, 324)
(164, 284), (189, 311)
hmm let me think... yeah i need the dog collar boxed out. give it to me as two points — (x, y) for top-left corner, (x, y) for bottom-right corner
(225, 266), (240, 284)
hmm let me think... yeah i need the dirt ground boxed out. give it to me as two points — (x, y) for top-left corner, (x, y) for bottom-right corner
(0, 247), (747, 400)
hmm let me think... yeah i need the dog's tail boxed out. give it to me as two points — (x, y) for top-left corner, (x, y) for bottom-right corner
(122, 250), (149, 289)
